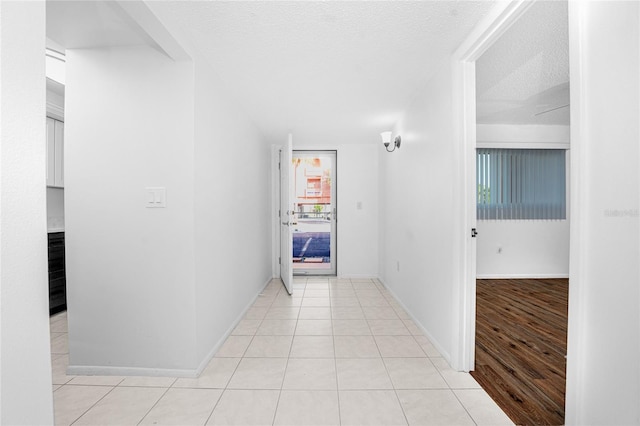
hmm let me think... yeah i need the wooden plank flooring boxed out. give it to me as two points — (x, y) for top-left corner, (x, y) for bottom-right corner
(470, 279), (568, 425)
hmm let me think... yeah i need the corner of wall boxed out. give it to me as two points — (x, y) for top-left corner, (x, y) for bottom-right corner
(1, 1), (54, 423)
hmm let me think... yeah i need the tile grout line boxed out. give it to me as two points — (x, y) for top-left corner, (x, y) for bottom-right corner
(203, 314), (265, 424)
(135, 385), (172, 425)
(68, 383), (119, 426)
(53, 316), (123, 426)
(363, 277), (411, 426)
(376, 280), (478, 425)
(53, 277), (505, 425)
(451, 388), (481, 426)
(330, 277), (342, 426)
(206, 278), (282, 425)
(271, 276), (305, 425)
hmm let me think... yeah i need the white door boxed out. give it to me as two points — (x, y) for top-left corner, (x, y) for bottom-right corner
(279, 134), (293, 295)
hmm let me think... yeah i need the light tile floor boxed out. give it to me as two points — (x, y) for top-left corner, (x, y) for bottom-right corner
(51, 278), (513, 425)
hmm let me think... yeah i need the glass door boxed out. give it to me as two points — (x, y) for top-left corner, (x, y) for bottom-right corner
(291, 151), (337, 276)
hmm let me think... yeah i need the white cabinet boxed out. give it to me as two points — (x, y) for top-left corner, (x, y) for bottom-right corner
(46, 118), (55, 185)
(46, 117), (64, 187)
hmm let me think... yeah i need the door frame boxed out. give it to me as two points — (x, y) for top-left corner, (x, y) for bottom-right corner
(450, 0), (536, 372)
(279, 135), (294, 294)
(271, 141), (295, 291)
(271, 144), (282, 279)
(291, 150), (337, 276)
(272, 146), (341, 278)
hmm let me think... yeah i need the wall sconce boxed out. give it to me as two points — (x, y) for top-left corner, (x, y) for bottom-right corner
(380, 131), (401, 152)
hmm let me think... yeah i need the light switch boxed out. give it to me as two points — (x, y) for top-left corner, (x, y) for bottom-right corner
(357, 201), (363, 210)
(145, 187), (166, 208)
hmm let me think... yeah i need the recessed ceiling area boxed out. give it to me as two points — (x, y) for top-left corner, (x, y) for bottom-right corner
(47, 1), (497, 145)
(47, 0), (159, 50)
(476, 1), (570, 125)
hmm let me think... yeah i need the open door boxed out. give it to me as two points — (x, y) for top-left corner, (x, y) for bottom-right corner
(291, 150), (337, 276)
(279, 134), (293, 295)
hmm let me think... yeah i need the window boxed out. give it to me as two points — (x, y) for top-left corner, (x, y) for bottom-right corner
(477, 148), (566, 220)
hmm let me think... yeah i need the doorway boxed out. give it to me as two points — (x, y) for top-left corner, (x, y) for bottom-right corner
(291, 150), (337, 276)
(464, 1), (571, 424)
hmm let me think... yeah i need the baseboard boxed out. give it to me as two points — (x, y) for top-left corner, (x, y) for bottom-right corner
(476, 273), (569, 279)
(338, 274), (379, 279)
(67, 364), (199, 378)
(192, 275), (275, 377)
(275, 273), (379, 280)
(67, 276), (276, 379)
(376, 276), (451, 364)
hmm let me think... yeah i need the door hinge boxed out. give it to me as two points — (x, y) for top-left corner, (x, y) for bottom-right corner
(279, 257), (281, 264)
(471, 228), (478, 238)
(279, 209), (281, 218)
(278, 162), (281, 170)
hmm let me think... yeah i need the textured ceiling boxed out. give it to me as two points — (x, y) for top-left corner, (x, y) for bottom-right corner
(151, 1), (496, 144)
(49, 1), (567, 142)
(476, 1), (570, 125)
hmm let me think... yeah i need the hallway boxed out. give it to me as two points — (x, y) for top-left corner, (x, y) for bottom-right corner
(51, 277), (512, 425)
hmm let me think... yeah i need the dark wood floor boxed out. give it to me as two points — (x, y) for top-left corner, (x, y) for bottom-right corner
(470, 278), (568, 426)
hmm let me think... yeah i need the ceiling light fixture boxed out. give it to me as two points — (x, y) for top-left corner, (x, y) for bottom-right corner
(380, 131), (401, 152)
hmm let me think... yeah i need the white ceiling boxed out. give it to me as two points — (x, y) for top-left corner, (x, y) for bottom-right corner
(149, 1), (498, 144)
(476, 1), (570, 125)
(48, 1), (570, 143)
(48, 0), (495, 145)
(47, 1), (160, 50)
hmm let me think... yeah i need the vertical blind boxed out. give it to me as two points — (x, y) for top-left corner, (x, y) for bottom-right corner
(477, 148), (566, 220)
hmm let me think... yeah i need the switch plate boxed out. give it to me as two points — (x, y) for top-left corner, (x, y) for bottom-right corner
(145, 187), (166, 208)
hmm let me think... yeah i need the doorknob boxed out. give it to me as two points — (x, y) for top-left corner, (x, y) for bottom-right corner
(282, 221), (290, 226)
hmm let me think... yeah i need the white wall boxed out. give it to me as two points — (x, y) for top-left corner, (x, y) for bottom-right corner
(47, 187), (65, 230)
(65, 46), (199, 374)
(476, 124), (570, 149)
(475, 124), (570, 278)
(0, 1), (54, 423)
(565, 2), (640, 424)
(193, 58), (272, 364)
(291, 142), (379, 278)
(64, 16), (273, 375)
(379, 62), (456, 359)
(476, 221), (569, 278)
(336, 145), (379, 278)
(148, 1), (273, 368)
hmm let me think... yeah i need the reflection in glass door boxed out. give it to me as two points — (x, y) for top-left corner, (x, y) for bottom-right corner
(291, 151), (336, 276)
